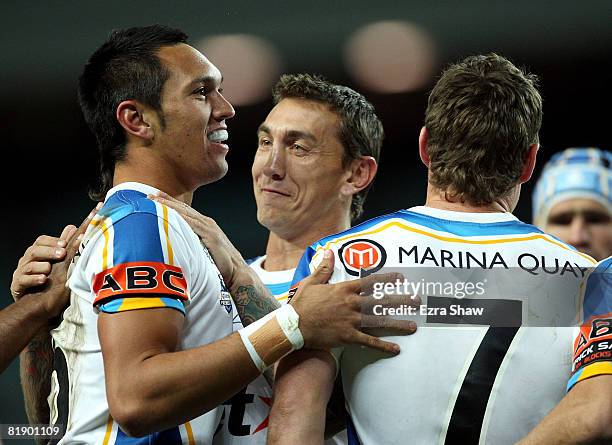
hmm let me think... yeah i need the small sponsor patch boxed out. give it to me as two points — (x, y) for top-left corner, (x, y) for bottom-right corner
(338, 239), (387, 276)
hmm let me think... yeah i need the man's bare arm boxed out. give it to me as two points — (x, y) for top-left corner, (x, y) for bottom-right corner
(99, 308), (262, 437)
(517, 375), (612, 445)
(0, 295), (53, 374)
(268, 350), (337, 444)
(19, 329), (53, 427)
(11, 210), (98, 426)
(230, 267), (281, 326)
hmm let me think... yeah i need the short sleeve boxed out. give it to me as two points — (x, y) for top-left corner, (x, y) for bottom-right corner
(567, 256), (612, 391)
(87, 207), (191, 315)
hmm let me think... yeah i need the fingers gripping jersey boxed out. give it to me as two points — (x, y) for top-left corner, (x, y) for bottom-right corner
(214, 256), (347, 445)
(49, 182), (233, 445)
(290, 206), (597, 445)
(568, 256), (612, 390)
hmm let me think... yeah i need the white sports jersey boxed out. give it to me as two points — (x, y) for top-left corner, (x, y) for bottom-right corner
(49, 182), (233, 444)
(290, 206), (597, 445)
(215, 256), (347, 445)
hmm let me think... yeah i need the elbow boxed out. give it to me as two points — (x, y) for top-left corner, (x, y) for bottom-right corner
(108, 393), (155, 437)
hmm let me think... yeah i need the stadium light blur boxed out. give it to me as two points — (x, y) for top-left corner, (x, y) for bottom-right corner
(343, 21), (437, 93)
(195, 34), (283, 106)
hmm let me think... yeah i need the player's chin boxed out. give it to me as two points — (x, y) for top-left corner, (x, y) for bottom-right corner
(212, 160), (229, 181)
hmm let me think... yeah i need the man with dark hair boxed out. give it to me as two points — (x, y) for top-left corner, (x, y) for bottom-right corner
(268, 54), (599, 444)
(11, 25), (412, 444)
(78, 26), (189, 201)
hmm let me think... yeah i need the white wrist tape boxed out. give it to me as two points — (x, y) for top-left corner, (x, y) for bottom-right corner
(238, 305), (304, 372)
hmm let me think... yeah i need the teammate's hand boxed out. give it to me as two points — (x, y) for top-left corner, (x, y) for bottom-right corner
(149, 192), (247, 288)
(11, 225), (75, 301)
(11, 205), (99, 317)
(290, 251), (418, 355)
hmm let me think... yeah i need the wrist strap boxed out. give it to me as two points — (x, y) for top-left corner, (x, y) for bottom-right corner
(238, 305), (303, 372)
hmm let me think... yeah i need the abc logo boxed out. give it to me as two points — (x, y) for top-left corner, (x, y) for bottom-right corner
(338, 238), (387, 276)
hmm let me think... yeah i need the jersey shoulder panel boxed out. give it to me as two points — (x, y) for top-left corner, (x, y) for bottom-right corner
(568, 256), (612, 390)
(82, 190), (197, 314)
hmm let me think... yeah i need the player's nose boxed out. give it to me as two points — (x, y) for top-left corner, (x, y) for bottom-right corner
(262, 145), (286, 180)
(568, 216), (591, 246)
(212, 92), (235, 122)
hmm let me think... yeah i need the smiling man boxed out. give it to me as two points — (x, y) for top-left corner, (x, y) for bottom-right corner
(14, 26), (409, 445)
(215, 74), (381, 444)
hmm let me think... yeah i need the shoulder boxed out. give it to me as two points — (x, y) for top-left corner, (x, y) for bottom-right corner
(310, 210), (409, 251)
(83, 190), (199, 266)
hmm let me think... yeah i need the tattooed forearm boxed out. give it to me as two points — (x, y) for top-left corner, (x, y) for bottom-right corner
(233, 281), (281, 327)
(20, 329), (53, 427)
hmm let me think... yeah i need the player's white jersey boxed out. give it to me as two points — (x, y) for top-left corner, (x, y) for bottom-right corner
(49, 182), (233, 445)
(290, 206), (597, 445)
(215, 256), (347, 445)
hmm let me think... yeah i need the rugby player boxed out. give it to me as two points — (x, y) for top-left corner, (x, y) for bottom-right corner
(532, 147), (611, 261)
(151, 73), (382, 444)
(268, 54), (602, 444)
(10, 25), (413, 444)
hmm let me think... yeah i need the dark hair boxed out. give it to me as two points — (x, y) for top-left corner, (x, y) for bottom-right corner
(424, 53), (542, 204)
(272, 74), (384, 221)
(78, 25), (188, 201)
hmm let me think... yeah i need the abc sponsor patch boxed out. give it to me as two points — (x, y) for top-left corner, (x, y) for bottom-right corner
(93, 261), (188, 305)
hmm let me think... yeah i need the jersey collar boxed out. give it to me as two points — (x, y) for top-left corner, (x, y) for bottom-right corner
(408, 206), (519, 223)
(104, 182), (163, 202)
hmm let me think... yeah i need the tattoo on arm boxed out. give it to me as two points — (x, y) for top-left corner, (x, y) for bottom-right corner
(233, 282), (281, 327)
(19, 329), (53, 429)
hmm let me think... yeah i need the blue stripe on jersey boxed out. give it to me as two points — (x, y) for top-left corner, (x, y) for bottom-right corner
(311, 209), (547, 250)
(290, 246), (316, 288)
(112, 210), (164, 265)
(566, 368), (582, 391)
(346, 415), (362, 445)
(115, 426), (182, 444)
(583, 257), (612, 321)
(266, 281), (292, 296)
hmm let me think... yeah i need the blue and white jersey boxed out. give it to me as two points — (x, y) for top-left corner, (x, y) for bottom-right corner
(215, 256), (346, 445)
(567, 256), (612, 391)
(49, 182), (233, 445)
(290, 206), (596, 445)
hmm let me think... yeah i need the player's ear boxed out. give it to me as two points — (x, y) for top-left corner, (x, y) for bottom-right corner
(116, 100), (158, 145)
(340, 156), (378, 197)
(419, 126), (430, 167)
(519, 143), (539, 183)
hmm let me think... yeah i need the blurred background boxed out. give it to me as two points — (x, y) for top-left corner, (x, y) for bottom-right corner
(1, 0), (610, 439)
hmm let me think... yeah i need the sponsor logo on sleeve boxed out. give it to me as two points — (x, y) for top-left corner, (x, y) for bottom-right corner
(572, 315), (612, 372)
(93, 261), (188, 305)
